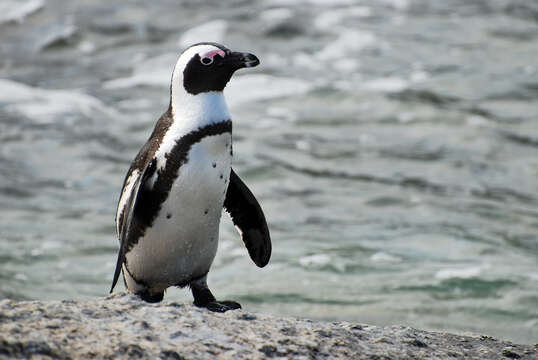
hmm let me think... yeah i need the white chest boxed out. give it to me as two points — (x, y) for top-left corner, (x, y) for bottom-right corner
(169, 132), (232, 205)
(126, 132), (232, 289)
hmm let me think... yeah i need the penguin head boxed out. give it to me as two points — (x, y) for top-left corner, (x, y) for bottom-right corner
(171, 43), (259, 98)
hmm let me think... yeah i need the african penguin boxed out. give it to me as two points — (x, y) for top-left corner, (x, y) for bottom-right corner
(110, 43), (271, 312)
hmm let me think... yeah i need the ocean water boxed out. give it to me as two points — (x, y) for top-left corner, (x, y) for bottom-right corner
(1, 0), (537, 344)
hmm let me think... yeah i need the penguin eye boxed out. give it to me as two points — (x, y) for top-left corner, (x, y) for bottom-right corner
(200, 57), (213, 66)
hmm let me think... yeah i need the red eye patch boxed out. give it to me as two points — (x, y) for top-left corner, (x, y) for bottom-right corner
(201, 49), (226, 60)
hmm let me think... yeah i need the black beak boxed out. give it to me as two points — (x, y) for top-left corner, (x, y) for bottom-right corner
(227, 51), (260, 69)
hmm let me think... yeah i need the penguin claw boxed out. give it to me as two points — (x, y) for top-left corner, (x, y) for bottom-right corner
(199, 300), (242, 313)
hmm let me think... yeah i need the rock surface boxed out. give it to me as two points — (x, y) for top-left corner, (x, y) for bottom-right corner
(0, 293), (536, 359)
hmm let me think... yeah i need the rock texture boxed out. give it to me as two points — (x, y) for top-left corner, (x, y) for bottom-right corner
(0, 293), (536, 359)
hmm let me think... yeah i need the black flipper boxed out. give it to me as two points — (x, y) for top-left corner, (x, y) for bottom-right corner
(224, 168), (271, 267)
(110, 159), (157, 293)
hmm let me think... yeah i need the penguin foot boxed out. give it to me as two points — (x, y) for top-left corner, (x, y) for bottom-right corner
(197, 300), (242, 313)
(189, 275), (241, 312)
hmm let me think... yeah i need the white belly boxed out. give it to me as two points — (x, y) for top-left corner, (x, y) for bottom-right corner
(126, 132), (232, 290)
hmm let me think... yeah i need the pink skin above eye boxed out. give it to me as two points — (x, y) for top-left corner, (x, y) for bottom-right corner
(201, 49), (226, 61)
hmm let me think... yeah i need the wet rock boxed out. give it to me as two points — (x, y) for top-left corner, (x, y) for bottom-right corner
(0, 293), (536, 360)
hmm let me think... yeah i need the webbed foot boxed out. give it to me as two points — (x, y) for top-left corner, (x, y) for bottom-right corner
(199, 300), (242, 313)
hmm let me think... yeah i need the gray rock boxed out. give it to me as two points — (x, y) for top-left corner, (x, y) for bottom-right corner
(0, 293), (536, 359)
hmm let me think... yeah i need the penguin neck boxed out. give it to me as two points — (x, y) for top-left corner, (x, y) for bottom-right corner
(170, 89), (231, 134)
(153, 88), (232, 172)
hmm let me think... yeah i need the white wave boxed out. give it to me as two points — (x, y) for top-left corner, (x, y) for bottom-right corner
(292, 52), (324, 71)
(370, 252), (401, 263)
(362, 77), (408, 92)
(466, 115), (489, 127)
(299, 254), (331, 267)
(103, 53), (177, 89)
(314, 6), (372, 30)
(0, 0), (44, 24)
(225, 74), (312, 107)
(381, 0), (409, 10)
(103, 69), (171, 89)
(266, 106), (297, 122)
(361, 70), (426, 93)
(316, 30), (376, 61)
(0, 79), (118, 123)
(263, 53), (291, 73)
(334, 58), (360, 72)
(295, 140), (311, 151)
(410, 70), (429, 83)
(36, 21), (77, 50)
(14, 273), (28, 281)
(258, 7), (296, 35)
(528, 273), (538, 281)
(78, 40), (96, 54)
(178, 20), (228, 49)
(230, 247), (248, 257)
(115, 98), (155, 112)
(435, 265), (487, 280)
(259, 8), (294, 23)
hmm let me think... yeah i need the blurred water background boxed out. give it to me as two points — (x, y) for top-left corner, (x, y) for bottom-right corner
(1, 0), (537, 344)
